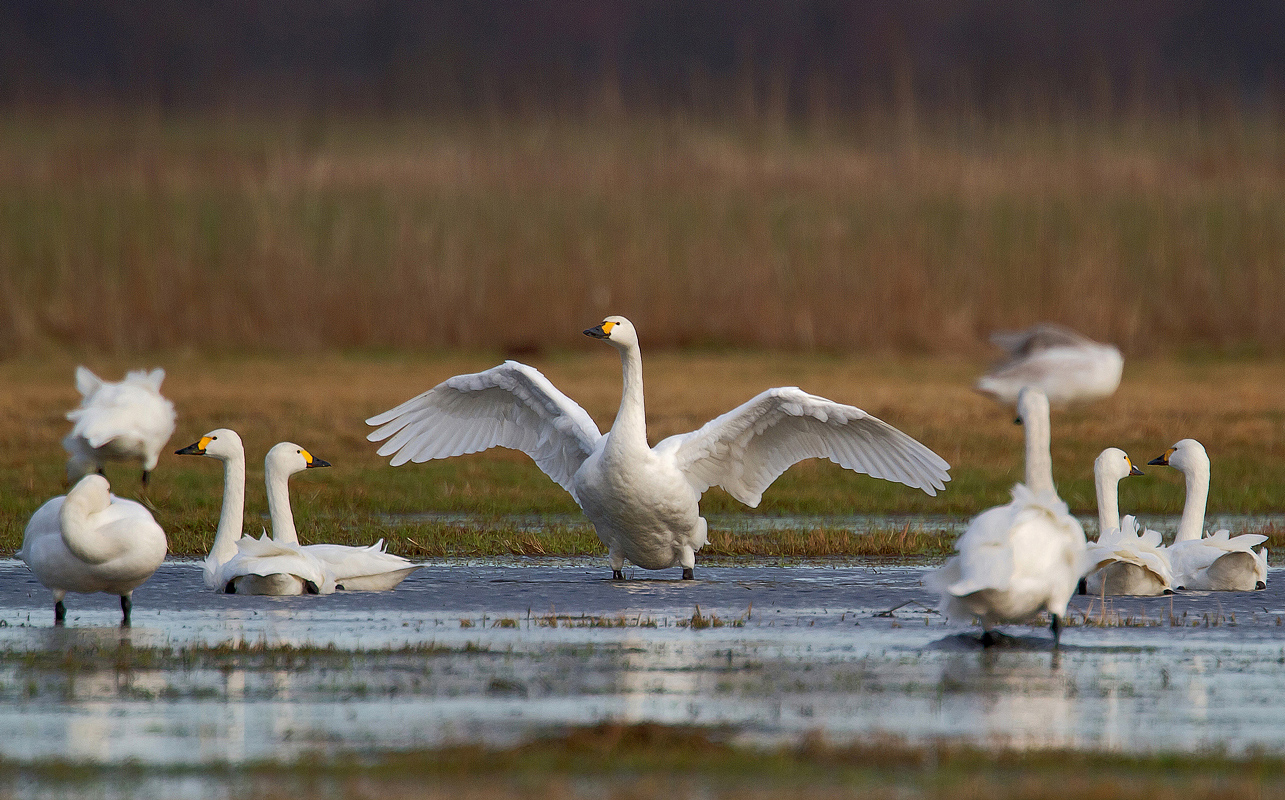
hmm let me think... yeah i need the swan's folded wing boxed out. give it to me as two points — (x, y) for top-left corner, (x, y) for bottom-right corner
(304, 542), (417, 582)
(366, 361), (602, 502)
(660, 387), (950, 506)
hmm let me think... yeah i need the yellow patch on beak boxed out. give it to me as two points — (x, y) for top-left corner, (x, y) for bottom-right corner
(301, 449), (314, 465)
(601, 321), (616, 334)
(198, 436), (213, 450)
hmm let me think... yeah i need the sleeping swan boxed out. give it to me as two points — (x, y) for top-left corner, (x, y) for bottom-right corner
(176, 429), (334, 595)
(63, 366), (177, 486)
(1148, 439), (1267, 591)
(18, 474), (167, 625)
(975, 324), (1122, 407)
(265, 442), (420, 591)
(1081, 448), (1173, 596)
(928, 387), (1088, 646)
(367, 315), (951, 580)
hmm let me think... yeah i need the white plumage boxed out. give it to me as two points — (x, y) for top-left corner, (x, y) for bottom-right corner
(18, 474), (168, 625)
(928, 387), (1088, 645)
(975, 324), (1123, 407)
(63, 366), (177, 486)
(1082, 448), (1173, 596)
(368, 315), (951, 579)
(176, 429), (333, 596)
(1149, 439), (1267, 591)
(265, 442), (420, 591)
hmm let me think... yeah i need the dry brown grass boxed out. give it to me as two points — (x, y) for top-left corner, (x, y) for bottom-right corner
(2, 110), (1285, 356)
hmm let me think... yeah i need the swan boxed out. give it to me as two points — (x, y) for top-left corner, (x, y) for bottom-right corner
(176, 429), (334, 595)
(265, 442), (420, 591)
(18, 474), (167, 625)
(367, 315), (951, 580)
(928, 387), (1088, 646)
(1148, 439), (1267, 591)
(975, 324), (1123, 407)
(1081, 448), (1173, 596)
(63, 366), (177, 486)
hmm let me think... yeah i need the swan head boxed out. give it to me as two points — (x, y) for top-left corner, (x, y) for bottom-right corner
(176, 428), (243, 461)
(583, 315), (638, 350)
(63, 474), (112, 516)
(1147, 438), (1208, 475)
(265, 441), (332, 478)
(1095, 447), (1144, 483)
(1014, 386), (1050, 426)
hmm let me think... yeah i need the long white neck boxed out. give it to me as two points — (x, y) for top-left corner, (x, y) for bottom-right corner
(1022, 406), (1055, 496)
(208, 449), (246, 567)
(266, 460), (300, 545)
(1094, 468), (1121, 534)
(59, 493), (120, 565)
(609, 342), (648, 450)
(1175, 458), (1210, 543)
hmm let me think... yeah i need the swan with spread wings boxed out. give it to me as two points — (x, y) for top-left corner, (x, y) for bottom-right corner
(367, 316), (951, 580)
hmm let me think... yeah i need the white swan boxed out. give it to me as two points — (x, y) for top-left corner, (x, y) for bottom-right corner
(928, 387), (1088, 646)
(1082, 448), (1173, 596)
(63, 366), (177, 486)
(367, 315), (951, 580)
(176, 429), (334, 595)
(265, 442), (420, 591)
(18, 474), (167, 625)
(975, 324), (1123, 407)
(1148, 439), (1267, 591)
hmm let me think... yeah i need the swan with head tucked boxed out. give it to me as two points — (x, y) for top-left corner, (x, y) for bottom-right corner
(63, 366), (177, 486)
(265, 442), (420, 591)
(1148, 439), (1267, 591)
(176, 430), (334, 595)
(928, 387), (1088, 646)
(367, 315), (951, 580)
(1081, 447), (1173, 596)
(18, 474), (167, 625)
(976, 324), (1122, 407)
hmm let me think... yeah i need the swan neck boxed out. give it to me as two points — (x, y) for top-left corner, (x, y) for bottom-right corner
(1022, 408), (1056, 496)
(1175, 461), (1210, 542)
(1094, 468), (1121, 534)
(209, 451), (246, 567)
(58, 496), (119, 565)
(266, 460), (299, 545)
(611, 343), (648, 446)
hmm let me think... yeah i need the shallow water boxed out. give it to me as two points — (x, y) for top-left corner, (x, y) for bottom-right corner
(3, 556), (1285, 771)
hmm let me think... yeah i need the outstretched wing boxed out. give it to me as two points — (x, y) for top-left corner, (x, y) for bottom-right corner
(989, 323), (1098, 358)
(366, 361), (602, 502)
(659, 387), (950, 506)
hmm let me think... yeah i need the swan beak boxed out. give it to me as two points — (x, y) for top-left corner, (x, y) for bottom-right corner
(1129, 464), (1145, 476)
(175, 436), (212, 456)
(1147, 448), (1175, 466)
(303, 450), (331, 469)
(584, 321), (614, 339)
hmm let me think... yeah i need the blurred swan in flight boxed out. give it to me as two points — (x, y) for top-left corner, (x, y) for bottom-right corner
(1149, 439), (1267, 591)
(265, 442), (420, 591)
(975, 324), (1122, 407)
(1082, 447), (1173, 596)
(368, 315), (951, 580)
(177, 429), (333, 595)
(64, 366), (177, 486)
(929, 387), (1088, 646)
(18, 474), (167, 625)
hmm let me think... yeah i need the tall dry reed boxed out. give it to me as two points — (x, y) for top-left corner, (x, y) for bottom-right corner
(2, 109), (1284, 356)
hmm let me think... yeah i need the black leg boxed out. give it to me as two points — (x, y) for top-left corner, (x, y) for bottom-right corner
(141, 469), (150, 487)
(682, 568), (694, 580)
(120, 595), (132, 627)
(224, 580), (237, 594)
(612, 570), (624, 580)
(1050, 614), (1061, 648)
(54, 600), (66, 626)
(980, 630), (996, 647)
(1076, 577), (1087, 595)
(1257, 581), (1267, 590)
(304, 580), (320, 594)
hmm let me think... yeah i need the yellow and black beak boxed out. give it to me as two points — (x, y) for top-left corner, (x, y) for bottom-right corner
(584, 320), (615, 339)
(175, 436), (212, 456)
(303, 449), (331, 469)
(1147, 448), (1175, 467)
(1128, 462), (1144, 476)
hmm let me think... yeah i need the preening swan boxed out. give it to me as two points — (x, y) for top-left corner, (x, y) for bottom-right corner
(975, 324), (1122, 407)
(264, 442), (420, 591)
(63, 366), (177, 486)
(1082, 448), (1173, 596)
(18, 474), (167, 625)
(928, 387), (1088, 646)
(176, 429), (334, 596)
(367, 315), (951, 580)
(1148, 439), (1267, 591)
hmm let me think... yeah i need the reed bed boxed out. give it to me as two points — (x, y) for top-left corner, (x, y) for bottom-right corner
(2, 110), (1285, 356)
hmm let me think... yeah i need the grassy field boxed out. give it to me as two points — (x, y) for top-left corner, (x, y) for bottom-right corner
(0, 350), (1281, 559)
(1, 110), (1285, 356)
